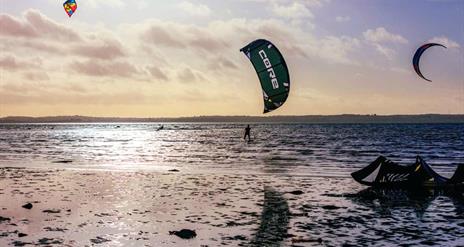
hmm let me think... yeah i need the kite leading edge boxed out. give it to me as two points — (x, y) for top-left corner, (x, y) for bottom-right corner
(412, 43), (447, 82)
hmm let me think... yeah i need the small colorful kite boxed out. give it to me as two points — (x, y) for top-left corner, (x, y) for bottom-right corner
(63, 0), (77, 17)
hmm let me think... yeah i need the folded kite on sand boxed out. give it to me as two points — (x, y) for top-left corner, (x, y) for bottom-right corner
(352, 156), (464, 188)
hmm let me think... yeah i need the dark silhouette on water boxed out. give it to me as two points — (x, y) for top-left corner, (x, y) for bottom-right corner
(350, 187), (438, 217)
(244, 125), (251, 142)
(318, 187), (464, 245)
(156, 125), (164, 131)
(352, 156), (464, 189)
(250, 186), (290, 246)
(347, 187), (464, 217)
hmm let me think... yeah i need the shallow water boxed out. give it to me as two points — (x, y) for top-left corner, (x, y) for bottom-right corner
(0, 123), (463, 176)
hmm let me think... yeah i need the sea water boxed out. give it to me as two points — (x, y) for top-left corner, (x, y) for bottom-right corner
(0, 123), (462, 176)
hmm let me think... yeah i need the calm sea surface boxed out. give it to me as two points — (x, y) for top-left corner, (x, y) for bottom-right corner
(0, 123), (463, 177)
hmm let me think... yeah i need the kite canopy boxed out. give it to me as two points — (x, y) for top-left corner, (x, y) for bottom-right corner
(412, 43), (446, 82)
(352, 156), (464, 188)
(63, 0), (77, 17)
(241, 39), (290, 114)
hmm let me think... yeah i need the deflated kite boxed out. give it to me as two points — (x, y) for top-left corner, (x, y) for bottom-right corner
(63, 0), (77, 17)
(352, 156), (464, 188)
(413, 43), (446, 82)
(241, 39), (290, 114)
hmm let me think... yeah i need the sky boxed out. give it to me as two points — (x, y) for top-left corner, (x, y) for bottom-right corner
(0, 0), (463, 117)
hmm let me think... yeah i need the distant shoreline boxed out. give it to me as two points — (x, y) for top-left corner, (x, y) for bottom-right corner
(1, 114), (463, 124)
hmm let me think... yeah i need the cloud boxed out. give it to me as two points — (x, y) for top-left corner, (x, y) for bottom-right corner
(140, 20), (229, 53)
(71, 60), (138, 78)
(146, 66), (169, 81)
(0, 55), (23, 70)
(363, 27), (408, 44)
(0, 9), (81, 42)
(142, 23), (186, 48)
(83, 0), (125, 9)
(176, 67), (207, 84)
(335, 16), (351, 22)
(0, 14), (36, 38)
(177, 1), (211, 17)
(362, 27), (408, 59)
(209, 56), (239, 71)
(72, 38), (126, 60)
(372, 43), (396, 60)
(137, 17), (359, 66)
(0, 89), (150, 105)
(428, 36), (460, 49)
(271, 2), (313, 19)
(0, 55), (42, 71)
(313, 36), (361, 64)
(23, 71), (50, 81)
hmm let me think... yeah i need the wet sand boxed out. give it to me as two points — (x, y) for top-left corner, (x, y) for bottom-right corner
(0, 167), (463, 246)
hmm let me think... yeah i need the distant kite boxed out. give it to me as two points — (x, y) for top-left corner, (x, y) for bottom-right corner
(63, 0), (77, 17)
(412, 43), (447, 82)
(240, 39), (290, 114)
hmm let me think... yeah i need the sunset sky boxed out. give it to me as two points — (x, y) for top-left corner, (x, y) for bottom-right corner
(0, 0), (463, 117)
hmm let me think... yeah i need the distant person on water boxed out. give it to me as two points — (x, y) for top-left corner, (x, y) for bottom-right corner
(244, 125), (251, 141)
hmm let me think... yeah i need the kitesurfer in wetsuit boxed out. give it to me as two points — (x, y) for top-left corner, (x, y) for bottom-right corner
(244, 125), (251, 141)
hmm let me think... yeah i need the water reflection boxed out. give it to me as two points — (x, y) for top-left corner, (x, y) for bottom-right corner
(350, 187), (464, 217)
(314, 186), (464, 245)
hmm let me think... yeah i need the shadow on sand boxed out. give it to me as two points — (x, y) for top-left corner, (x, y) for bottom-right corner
(249, 186), (290, 246)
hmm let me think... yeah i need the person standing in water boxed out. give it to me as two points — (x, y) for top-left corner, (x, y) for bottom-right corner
(244, 125), (251, 141)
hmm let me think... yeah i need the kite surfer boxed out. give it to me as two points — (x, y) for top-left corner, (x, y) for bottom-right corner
(244, 125), (251, 142)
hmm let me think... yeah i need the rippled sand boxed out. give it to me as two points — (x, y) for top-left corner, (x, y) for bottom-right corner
(0, 167), (463, 246)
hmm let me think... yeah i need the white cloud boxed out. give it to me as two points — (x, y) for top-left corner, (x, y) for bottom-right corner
(363, 27), (408, 44)
(271, 2), (313, 19)
(372, 43), (395, 60)
(82, 0), (125, 9)
(177, 1), (211, 17)
(313, 36), (361, 64)
(362, 27), (408, 59)
(428, 36), (460, 49)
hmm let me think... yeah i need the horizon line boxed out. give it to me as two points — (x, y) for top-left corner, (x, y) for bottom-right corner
(2, 113), (464, 119)
(1, 114), (463, 124)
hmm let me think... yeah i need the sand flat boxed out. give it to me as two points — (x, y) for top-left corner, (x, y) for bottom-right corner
(0, 167), (463, 246)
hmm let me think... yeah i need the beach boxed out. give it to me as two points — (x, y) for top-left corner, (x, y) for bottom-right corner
(1, 167), (463, 246)
(0, 123), (463, 246)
